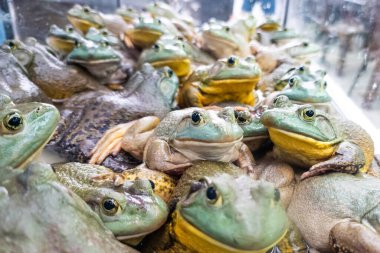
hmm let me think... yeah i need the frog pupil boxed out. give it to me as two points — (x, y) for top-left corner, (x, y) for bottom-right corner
(8, 115), (22, 127)
(227, 57), (235, 65)
(191, 111), (201, 123)
(206, 187), (217, 200)
(299, 66), (305, 72)
(167, 69), (174, 77)
(234, 110), (238, 119)
(153, 44), (159, 50)
(238, 116), (246, 123)
(305, 109), (314, 118)
(149, 180), (155, 190)
(103, 199), (116, 210)
(8, 41), (14, 48)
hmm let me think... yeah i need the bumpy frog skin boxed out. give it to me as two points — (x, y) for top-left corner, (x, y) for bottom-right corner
(125, 16), (180, 49)
(0, 163), (137, 253)
(144, 170), (288, 253)
(67, 4), (104, 33)
(67, 40), (123, 83)
(201, 20), (250, 59)
(288, 173), (380, 253)
(0, 94), (59, 169)
(2, 39), (102, 99)
(0, 49), (48, 103)
(46, 24), (84, 57)
(178, 55), (261, 107)
(260, 95), (373, 179)
(49, 64), (179, 171)
(139, 36), (191, 78)
(53, 162), (169, 243)
(143, 107), (256, 175)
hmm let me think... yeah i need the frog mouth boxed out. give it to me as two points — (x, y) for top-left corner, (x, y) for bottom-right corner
(173, 210), (288, 253)
(68, 58), (120, 65)
(150, 58), (191, 77)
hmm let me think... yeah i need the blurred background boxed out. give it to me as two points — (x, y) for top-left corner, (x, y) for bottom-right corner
(1, 0), (379, 130)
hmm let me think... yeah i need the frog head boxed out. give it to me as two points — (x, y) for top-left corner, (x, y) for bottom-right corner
(67, 4), (104, 33)
(200, 56), (261, 95)
(126, 16), (176, 48)
(85, 27), (120, 47)
(46, 24), (84, 56)
(139, 36), (191, 78)
(0, 94), (60, 169)
(261, 95), (340, 159)
(116, 6), (139, 24)
(270, 28), (299, 44)
(145, 1), (177, 19)
(91, 178), (168, 242)
(278, 73), (331, 104)
(1, 40), (34, 70)
(67, 40), (121, 79)
(286, 41), (321, 60)
(156, 66), (180, 108)
(174, 174), (288, 252)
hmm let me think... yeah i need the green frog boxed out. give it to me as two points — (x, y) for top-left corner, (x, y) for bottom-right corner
(273, 65), (319, 91)
(48, 64), (179, 171)
(143, 107), (256, 175)
(201, 19), (250, 59)
(125, 16), (180, 49)
(269, 28), (300, 45)
(46, 24), (84, 58)
(52, 162), (169, 245)
(0, 49), (48, 103)
(67, 4), (104, 33)
(116, 6), (139, 24)
(286, 41), (321, 61)
(288, 172), (380, 253)
(142, 162), (288, 253)
(0, 94), (59, 169)
(178, 55), (261, 107)
(229, 14), (257, 41)
(2, 38), (102, 99)
(0, 163), (137, 253)
(260, 95), (374, 179)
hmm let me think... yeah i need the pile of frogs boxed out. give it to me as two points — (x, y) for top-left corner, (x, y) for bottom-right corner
(1, 2), (380, 253)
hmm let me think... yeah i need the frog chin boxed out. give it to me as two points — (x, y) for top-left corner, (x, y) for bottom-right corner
(171, 137), (243, 161)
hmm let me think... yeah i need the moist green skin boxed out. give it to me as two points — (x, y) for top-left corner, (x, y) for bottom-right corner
(47, 24), (84, 43)
(48, 63), (179, 171)
(0, 50), (48, 103)
(270, 29), (299, 43)
(139, 36), (189, 64)
(0, 94), (59, 169)
(0, 163), (136, 253)
(2, 39), (102, 99)
(67, 4), (104, 26)
(288, 172), (380, 252)
(143, 161), (288, 252)
(85, 27), (120, 46)
(274, 65), (322, 91)
(286, 41), (321, 59)
(53, 162), (169, 239)
(133, 16), (179, 35)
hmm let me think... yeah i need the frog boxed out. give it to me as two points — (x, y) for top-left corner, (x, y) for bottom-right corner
(0, 49), (49, 103)
(143, 107), (256, 175)
(200, 19), (251, 59)
(116, 6), (139, 24)
(0, 94), (60, 169)
(66, 39), (127, 86)
(177, 55), (261, 108)
(48, 64), (179, 171)
(286, 41), (321, 61)
(260, 95), (374, 179)
(229, 14), (257, 41)
(125, 16), (181, 49)
(273, 65), (321, 91)
(0, 163), (137, 253)
(52, 162), (169, 245)
(141, 164), (289, 253)
(287, 172), (380, 253)
(67, 4), (104, 33)
(46, 24), (84, 58)
(269, 28), (300, 45)
(2, 38), (103, 100)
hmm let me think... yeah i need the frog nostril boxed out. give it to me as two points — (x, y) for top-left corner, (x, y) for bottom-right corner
(274, 189), (280, 201)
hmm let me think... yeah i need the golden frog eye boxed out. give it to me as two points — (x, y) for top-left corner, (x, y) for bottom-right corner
(301, 107), (315, 121)
(101, 198), (119, 215)
(206, 186), (222, 207)
(4, 112), (24, 131)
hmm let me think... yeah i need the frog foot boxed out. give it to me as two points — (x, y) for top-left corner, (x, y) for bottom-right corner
(89, 122), (133, 164)
(300, 142), (365, 180)
(329, 220), (380, 253)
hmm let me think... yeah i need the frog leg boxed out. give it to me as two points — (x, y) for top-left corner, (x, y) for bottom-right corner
(178, 82), (203, 108)
(329, 220), (380, 253)
(145, 139), (193, 175)
(235, 143), (257, 177)
(300, 142), (365, 180)
(89, 116), (160, 164)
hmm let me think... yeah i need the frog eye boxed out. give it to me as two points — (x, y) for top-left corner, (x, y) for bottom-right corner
(3, 112), (24, 131)
(66, 26), (74, 33)
(235, 111), (250, 125)
(227, 56), (237, 67)
(301, 107), (315, 121)
(156, 18), (162, 24)
(101, 198), (120, 215)
(206, 186), (222, 206)
(153, 43), (160, 51)
(74, 40), (82, 48)
(223, 26), (230, 32)
(100, 40), (109, 47)
(191, 110), (203, 125)
(288, 76), (300, 87)
(101, 31), (108, 36)
(7, 41), (16, 49)
(323, 81), (327, 88)
(127, 7), (133, 12)
(83, 6), (90, 13)
(299, 66), (305, 72)
(149, 180), (155, 190)
(302, 42), (309, 47)
(166, 69), (174, 77)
